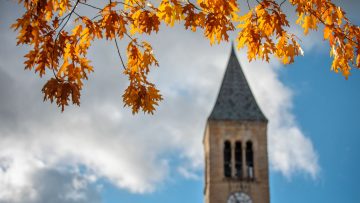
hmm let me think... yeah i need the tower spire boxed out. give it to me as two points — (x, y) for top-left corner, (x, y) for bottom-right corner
(208, 46), (267, 122)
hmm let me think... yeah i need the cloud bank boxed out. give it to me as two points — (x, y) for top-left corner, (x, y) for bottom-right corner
(237, 56), (319, 178)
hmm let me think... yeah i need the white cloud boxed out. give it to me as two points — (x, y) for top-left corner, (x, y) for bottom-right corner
(232, 53), (319, 178)
(177, 167), (200, 180)
(0, 152), (102, 203)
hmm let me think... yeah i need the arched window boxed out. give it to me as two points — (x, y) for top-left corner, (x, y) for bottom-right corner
(223, 141), (232, 178)
(235, 141), (242, 178)
(246, 141), (254, 180)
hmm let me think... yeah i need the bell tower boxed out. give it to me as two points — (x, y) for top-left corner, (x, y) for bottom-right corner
(204, 46), (270, 203)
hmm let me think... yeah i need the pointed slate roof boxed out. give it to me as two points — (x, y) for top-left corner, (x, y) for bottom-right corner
(208, 45), (267, 122)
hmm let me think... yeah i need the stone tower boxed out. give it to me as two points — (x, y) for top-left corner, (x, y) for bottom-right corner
(203, 46), (270, 203)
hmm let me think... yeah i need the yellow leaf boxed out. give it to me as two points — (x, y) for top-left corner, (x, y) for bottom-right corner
(324, 26), (331, 39)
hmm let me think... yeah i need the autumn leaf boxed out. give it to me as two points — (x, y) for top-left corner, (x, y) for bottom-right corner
(11, 0), (360, 112)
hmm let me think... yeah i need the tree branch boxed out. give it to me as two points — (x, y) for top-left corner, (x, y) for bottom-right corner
(114, 37), (126, 70)
(279, 0), (286, 8)
(51, 0), (80, 82)
(78, 1), (102, 10)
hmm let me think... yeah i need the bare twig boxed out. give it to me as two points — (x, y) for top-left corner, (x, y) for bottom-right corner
(110, 0), (126, 70)
(279, 0), (286, 8)
(124, 32), (144, 48)
(55, 0), (80, 41)
(51, 0), (80, 82)
(115, 37), (126, 70)
(246, 0), (251, 10)
(185, 0), (208, 13)
(74, 11), (81, 18)
(78, 1), (102, 10)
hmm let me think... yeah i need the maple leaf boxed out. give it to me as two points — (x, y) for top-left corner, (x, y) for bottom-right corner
(42, 78), (81, 112)
(11, 0), (360, 112)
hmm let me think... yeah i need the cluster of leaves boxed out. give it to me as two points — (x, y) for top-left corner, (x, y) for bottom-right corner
(290, 0), (360, 78)
(12, 0), (360, 113)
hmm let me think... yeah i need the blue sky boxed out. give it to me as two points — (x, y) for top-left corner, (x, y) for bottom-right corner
(271, 50), (360, 203)
(241, 4), (360, 199)
(0, 0), (360, 203)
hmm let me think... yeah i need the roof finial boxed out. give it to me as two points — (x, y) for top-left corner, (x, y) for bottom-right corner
(231, 41), (236, 55)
